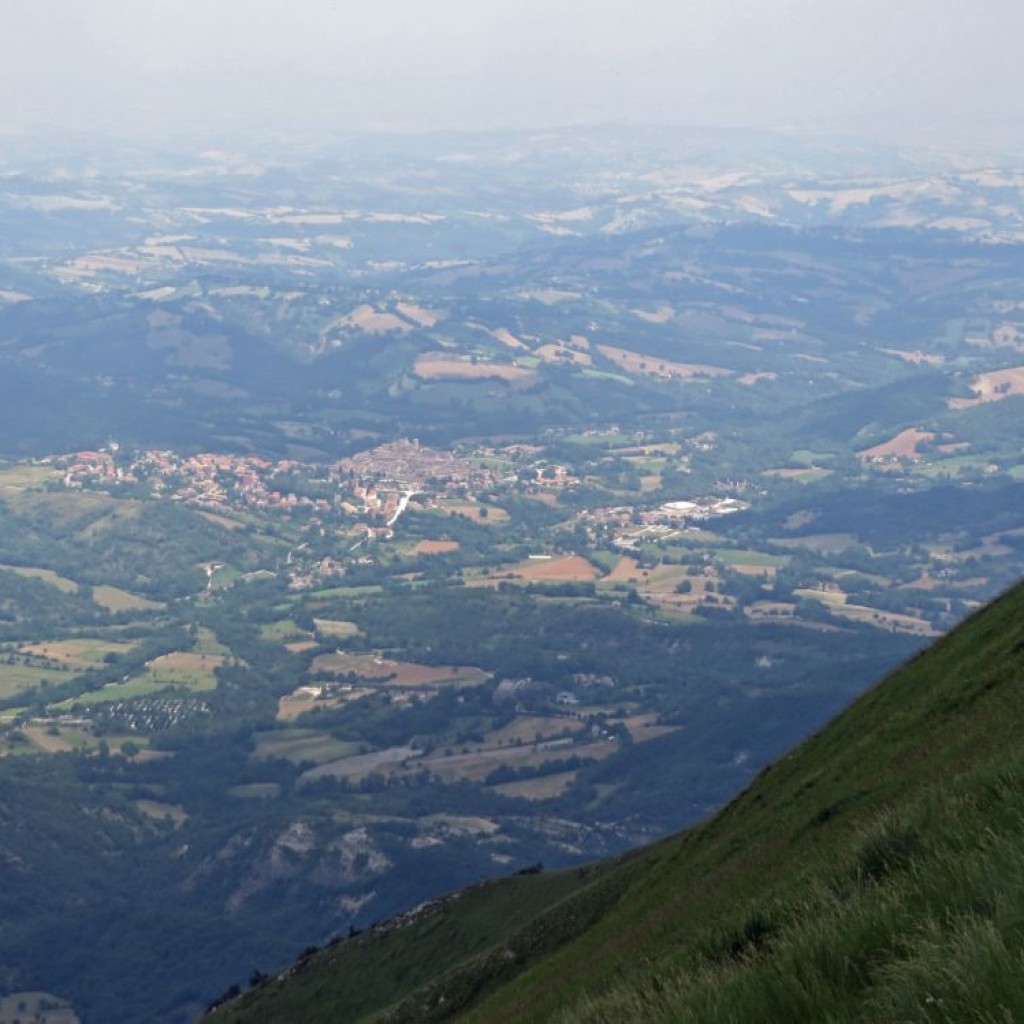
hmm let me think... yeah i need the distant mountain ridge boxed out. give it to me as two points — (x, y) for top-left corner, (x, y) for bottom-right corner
(209, 577), (1024, 1022)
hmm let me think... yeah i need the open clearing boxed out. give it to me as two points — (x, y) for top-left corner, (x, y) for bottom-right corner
(949, 365), (1024, 408)
(228, 783), (282, 799)
(597, 343), (732, 380)
(395, 302), (439, 327)
(300, 744), (421, 783)
(763, 467), (834, 482)
(419, 738), (617, 784)
(260, 619), (309, 643)
(134, 800), (188, 826)
(92, 585), (164, 613)
(603, 558), (698, 596)
(536, 343), (592, 366)
(313, 618), (360, 639)
(441, 499), (509, 523)
(715, 549), (790, 575)
(193, 626), (231, 655)
(620, 713), (683, 743)
(311, 652), (489, 687)
(772, 533), (858, 554)
(19, 638), (137, 667)
(484, 715), (587, 747)
(794, 588), (937, 635)
(276, 684), (373, 721)
(414, 353), (535, 381)
(414, 539), (461, 555)
(0, 661), (68, 699)
(141, 651), (231, 690)
(0, 565), (78, 592)
(858, 428), (935, 461)
(332, 304), (413, 335)
(253, 728), (362, 765)
(0, 464), (59, 491)
(489, 327), (529, 349)
(491, 770), (578, 800)
(511, 555), (601, 583)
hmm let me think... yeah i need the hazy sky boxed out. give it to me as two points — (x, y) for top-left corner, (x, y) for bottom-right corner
(1, 0), (1022, 144)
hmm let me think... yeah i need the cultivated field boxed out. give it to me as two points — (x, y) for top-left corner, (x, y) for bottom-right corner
(949, 364), (1024, 408)
(141, 651), (230, 690)
(419, 737), (616, 784)
(484, 715), (587, 746)
(441, 499), (509, 523)
(276, 684), (373, 721)
(0, 565), (78, 592)
(311, 651), (489, 687)
(332, 304), (413, 335)
(19, 638), (137, 667)
(92, 585), (164, 613)
(512, 555), (601, 582)
(313, 618), (360, 639)
(300, 744), (421, 783)
(491, 770), (578, 800)
(413, 353), (535, 381)
(253, 728), (362, 765)
(414, 540), (461, 555)
(134, 800), (188, 826)
(597, 343), (732, 380)
(0, 464), (60, 491)
(858, 428), (935, 461)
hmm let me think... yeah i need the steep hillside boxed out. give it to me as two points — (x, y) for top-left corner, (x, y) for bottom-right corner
(209, 578), (1024, 1023)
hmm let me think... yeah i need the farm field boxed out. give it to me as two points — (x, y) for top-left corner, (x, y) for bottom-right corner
(18, 638), (137, 667)
(0, 565), (78, 592)
(253, 728), (363, 765)
(276, 683), (374, 721)
(91, 585), (164, 613)
(414, 539), (460, 555)
(311, 651), (489, 686)
(300, 744), (422, 783)
(491, 770), (578, 800)
(418, 737), (617, 784)
(510, 554), (601, 582)
(140, 651), (231, 690)
(312, 618), (360, 639)
(0, 464), (60, 490)
(133, 800), (188, 826)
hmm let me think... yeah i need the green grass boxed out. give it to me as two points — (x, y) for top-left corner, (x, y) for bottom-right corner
(714, 548), (790, 568)
(253, 729), (363, 765)
(789, 449), (836, 466)
(0, 661), (66, 699)
(55, 678), (173, 706)
(194, 626), (231, 655)
(260, 619), (308, 642)
(212, 578), (1024, 1024)
(0, 564), (79, 592)
(0, 464), (60, 490)
(91, 585), (164, 613)
(211, 871), (592, 1024)
(915, 454), (991, 478)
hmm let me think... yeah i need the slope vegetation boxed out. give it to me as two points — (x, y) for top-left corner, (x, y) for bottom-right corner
(210, 579), (1024, 1023)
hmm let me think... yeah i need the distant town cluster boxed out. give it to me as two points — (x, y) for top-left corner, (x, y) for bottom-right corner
(51, 439), (498, 528)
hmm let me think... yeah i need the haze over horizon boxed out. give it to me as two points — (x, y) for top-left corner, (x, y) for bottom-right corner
(1, 0), (1022, 150)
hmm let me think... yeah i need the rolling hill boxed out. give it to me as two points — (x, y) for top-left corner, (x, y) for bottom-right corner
(208, 576), (1024, 1022)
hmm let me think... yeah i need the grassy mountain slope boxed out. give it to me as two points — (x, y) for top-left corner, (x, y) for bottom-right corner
(210, 579), (1024, 1023)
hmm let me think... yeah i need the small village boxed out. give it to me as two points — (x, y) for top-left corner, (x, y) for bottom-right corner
(51, 439), (499, 526)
